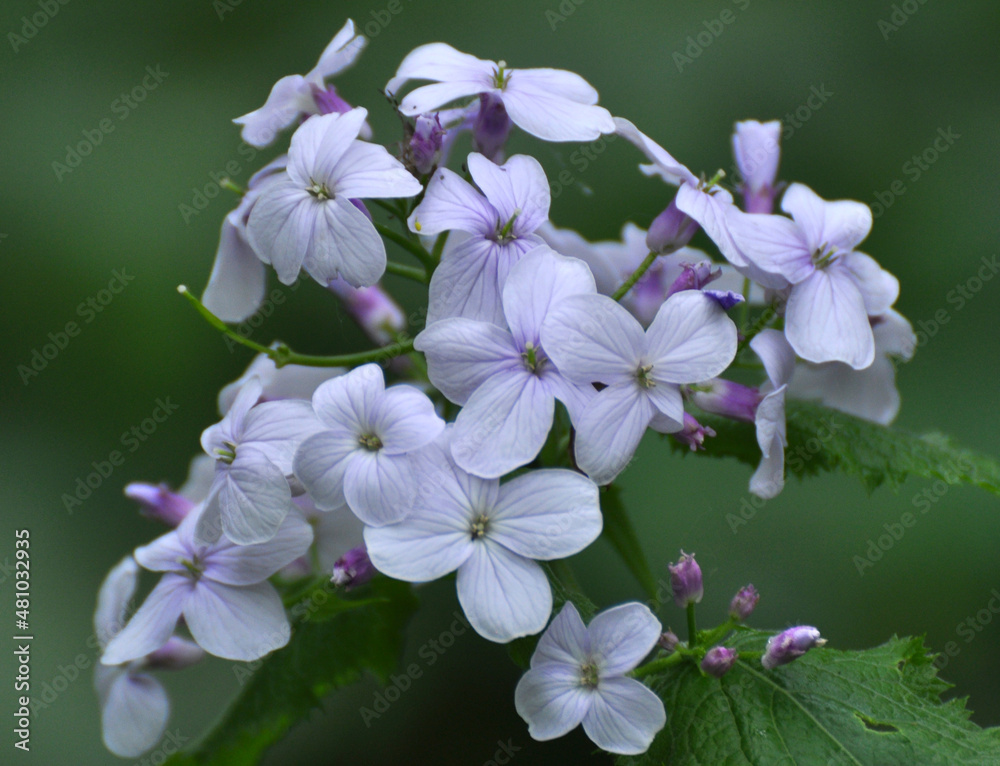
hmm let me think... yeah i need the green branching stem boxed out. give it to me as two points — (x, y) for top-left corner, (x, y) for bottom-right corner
(384, 261), (429, 283)
(612, 251), (659, 302)
(686, 602), (699, 648)
(373, 221), (436, 273)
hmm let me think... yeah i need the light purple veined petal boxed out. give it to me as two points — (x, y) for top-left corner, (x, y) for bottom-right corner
(415, 318), (521, 404)
(343, 450), (414, 526)
(644, 383), (684, 428)
(502, 246), (597, 349)
(202, 377), (263, 455)
(311, 363), (384, 432)
(388, 42), (495, 98)
(536, 221), (625, 296)
(94, 556), (139, 647)
(514, 664), (592, 741)
(408, 167), (497, 237)
(457, 540), (552, 642)
(363, 503), (474, 582)
(489, 469), (601, 560)
(755, 386), (787, 458)
(614, 117), (698, 186)
(202, 217), (268, 323)
(192, 480), (225, 545)
(218, 355), (343, 415)
(541, 293), (646, 385)
(467, 153), (551, 233)
(233, 74), (314, 149)
(573, 384), (655, 485)
(588, 603), (662, 675)
(502, 82), (614, 142)
(246, 178), (315, 285)
(302, 196), (386, 288)
(582, 676), (666, 755)
(426, 237), (512, 326)
(645, 291), (738, 383)
(786, 268), (875, 369)
(293, 430), (359, 511)
(781, 182), (873, 252)
(751, 329), (796, 389)
(779, 182), (827, 251)
(331, 140), (423, 200)
(724, 206), (814, 284)
(372, 385), (445, 454)
(205, 512), (313, 585)
(241, 398), (320, 473)
(209, 449), (293, 545)
(287, 109), (368, 188)
(133, 530), (188, 575)
(842, 251), (899, 315)
(676, 183), (765, 276)
(540, 368), (597, 424)
(732, 120), (782, 194)
(410, 429), (501, 522)
(531, 601), (591, 667)
(100, 671), (169, 758)
(101, 575), (190, 666)
(750, 432), (786, 500)
(451, 371), (554, 479)
(183, 580), (289, 661)
(307, 19), (366, 84)
(399, 79), (494, 116)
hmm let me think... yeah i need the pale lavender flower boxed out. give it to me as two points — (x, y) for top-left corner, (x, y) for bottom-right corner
(234, 20), (367, 148)
(411, 152), (551, 326)
(386, 43), (615, 144)
(668, 551), (703, 608)
(732, 120), (782, 214)
(247, 109), (423, 288)
(293, 363), (445, 526)
(725, 183), (899, 368)
(729, 584), (760, 622)
(762, 626), (826, 669)
(198, 376), (320, 545)
(101, 507), (312, 665)
(748, 329), (796, 499)
(217, 347), (345, 415)
(414, 246), (597, 478)
(788, 308), (915, 424)
(94, 557), (203, 758)
(701, 646), (738, 678)
(365, 431), (601, 642)
(541, 290), (738, 484)
(514, 602), (666, 755)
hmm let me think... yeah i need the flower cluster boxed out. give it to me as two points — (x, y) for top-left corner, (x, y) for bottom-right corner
(96, 20), (905, 757)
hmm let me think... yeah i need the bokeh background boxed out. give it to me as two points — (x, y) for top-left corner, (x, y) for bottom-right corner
(2, 0), (998, 763)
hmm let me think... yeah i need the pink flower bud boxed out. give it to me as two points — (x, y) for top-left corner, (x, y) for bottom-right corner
(332, 546), (376, 590)
(646, 197), (698, 254)
(672, 413), (716, 452)
(701, 646), (738, 678)
(729, 584), (760, 622)
(687, 378), (762, 423)
(761, 626), (826, 669)
(668, 551), (703, 608)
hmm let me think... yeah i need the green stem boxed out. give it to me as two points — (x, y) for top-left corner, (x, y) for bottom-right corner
(737, 276), (751, 332)
(374, 222), (436, 272)
(612, 251), (658, 302)
(686, 602), (698, 648)
(547, 559), (582, 595)
(179, 285), (414, 367)
(431, 230), (450, 262)
(631, 650), (688, 679)
(384, 261), (428, 283)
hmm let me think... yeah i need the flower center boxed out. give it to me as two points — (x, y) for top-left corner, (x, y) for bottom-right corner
(495, 209), (520, 243)
(636, 364), (656, 388)
(812, 243), (839, 269)
(521, 341), (546, 374)
(579, 661), (600, 689)
(492, 60), (511, 90)
(179, 556), (204, 580)
(307, 180), (333, 200)
(469, 513), (491, 540)
(214, 440), (237, 465)
(359, 433), (383, 451)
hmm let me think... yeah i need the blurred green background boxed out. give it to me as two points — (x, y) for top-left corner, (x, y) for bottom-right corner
(2, 0), (998, 763)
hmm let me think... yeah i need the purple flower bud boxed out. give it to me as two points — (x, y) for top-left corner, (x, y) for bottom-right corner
(312, 84), (353, 116)
(672, 413), (716, 452)
(408, 114), (446, 175)
(332, 546), (376, 590)
(703, 290), (745, 311)
(658, 630), (680, 653)
(668, 551), (703, 608)
(729, 584), (760, 622)
(327, 278), (407, 346)
(664, 261), (721, 299)
(761, 626), (826, 670)
(472, 92), (513, 161)
(646, 197), (698, 254)
(687, 378), (762, 423)
(124, 482), (192, 527)
(701, 646), (738, 678)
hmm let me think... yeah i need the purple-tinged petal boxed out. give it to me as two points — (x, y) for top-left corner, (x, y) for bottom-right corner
(301, 196), (387, 288)
(94, 556), (139, 648)
(100, 671), (169, 758)
(205, 512), (313, 586)
(786, 269), (874, 369)
(750, 432), (785, 500)
(781, 183), (872, 252)
(467, 153), (551, 234)
(101, 575), (189, 666)
(645, 291), (738, 384)
(371, 385), (445, 455)
(489, 469), (601, 560)
(531, 601), (591, 667)
(245, 178), (314, 285)
(573, 384), (655, 486)
(732, 120), (781, 197)
(331, 140), (423, 200)
(750, 328), (796, 389)
(842, 251), (899, 315)
(457, 540), (552, 642)
(724, 207), (813, 283)
(588, 603), (662, 676)
(203, 377), (263, 455)
(307, 19), (366, 85)
(241, 398), (320, 473)
(583, 676), (666, 755)
(205, 449), (293, 545)
(133, 529), (188, 575)
(184, 580), (289, 661)
(293, 430), (358, 511)
(233, 74), (314, 149)
(343, 451), (414, 526)
(125, 483), (192, 527)
(287, 109), (368, 188)
(408, 167), (496, 237)
(415, 318), (521, 404)
(364, 506), (474, 582)
(202, 217), (267, 323)
(144, 636), (204, 671)
(389, 42), (495, 108)
(750, 386), (787, 499)
(427, 237), (526, 326)
(644, 383), (684, 429)
(613, 117), (698, 186)
(502, 69), (614, 142)
(311, 363), (384, 431)
(515, 664), (592, 741)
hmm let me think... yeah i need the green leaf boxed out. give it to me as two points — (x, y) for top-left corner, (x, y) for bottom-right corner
(601, 485), (659, 600)
(165, 577), (418, 766)
(678, 400), (1000, 495)
(621, 631), (1000, 766)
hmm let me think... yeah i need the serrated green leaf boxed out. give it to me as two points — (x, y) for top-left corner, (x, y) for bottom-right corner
(677, 400), (1000, 495)
(601, 484), (659, 599)
(621, 631), (1000, 766)
(165, 577), (417, 766)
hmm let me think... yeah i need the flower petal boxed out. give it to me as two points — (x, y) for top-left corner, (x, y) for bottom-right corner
(531, 601), (591, 667)
(331, 140), (423, 200)
(363, 500), (474, 583)
(407, 167), (496, 236)
(427, 237), (530, 326)
(514, 664), (592, 741)
(467, 153), (551, 233)
(201, 217), (267, 323)
(134, 529), (188, 575)
(842, 251), (899, 315)
(184, 580), (289, 661)
(724, 206), (814, 283)
(307, 20), (367, 84)
(101, 575), (189, 666)
(750, 329), (796, 389)
(293, 430), (358, 511)
(246, 177), (314, 285)
(287, 109), (368, 188)
(302, 196), (387, 288)
(371, 385), (445, 455)
(614, 117), (698, 186)
(781, 182), (872, 252)
(233, 74), (313, 149)
(645, 290), (738, 384)
(94, 556), (139, 647)
(343, 450), (414, 526)
(100, 671), (169, 758)
(588, 602), (661, 675)
(206, 449), (293, 545)
(241, 398), (320, 473)
(573, 384), (654, 486)
(311, 363), (384, 431)
(786, 268), (875, 369)
(503, 82), (615, 142)
(205, 512), (313, 585)
(582, 676), (666, 755)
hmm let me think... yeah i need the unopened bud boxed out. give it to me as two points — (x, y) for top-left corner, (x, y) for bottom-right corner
(646, 197), (698, 255)
(701, 646), (738, 678)
(664, 262), (720, 299)
(409, 114), (446, 175)
(125, 482), (192, 527)
(687, 378), (762, 423)
(472, 92), (513, 161)
(761, 626), (826, 670)
(729, 584), (759, 622)
(672, 413), (716, 452)
(332, 546), (376, 590)
(668, 551), (703, 608)
(658, 630), (680, 653)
